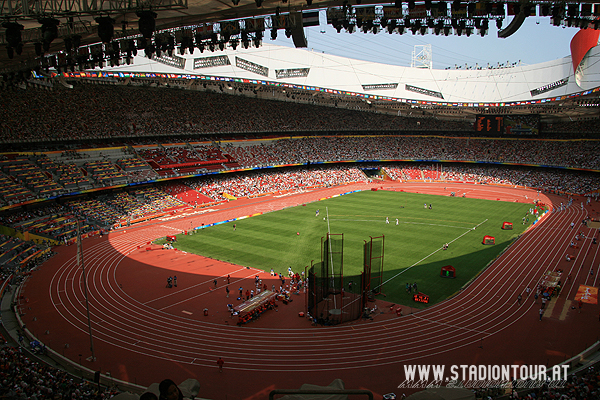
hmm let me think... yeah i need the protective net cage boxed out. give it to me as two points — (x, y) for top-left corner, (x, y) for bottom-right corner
(307, 233), (365, 325)
(364, 235), (385, 297)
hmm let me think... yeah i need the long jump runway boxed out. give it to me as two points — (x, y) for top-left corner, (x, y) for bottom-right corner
(19, 182), (600, 400)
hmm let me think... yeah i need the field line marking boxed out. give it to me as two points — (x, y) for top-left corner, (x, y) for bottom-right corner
(330, 218), (471, 229)
(411, 313), (490, 335)
(379, 219), (488, 288)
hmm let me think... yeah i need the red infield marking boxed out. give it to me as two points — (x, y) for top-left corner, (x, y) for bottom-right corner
(20, 183), (600, 400)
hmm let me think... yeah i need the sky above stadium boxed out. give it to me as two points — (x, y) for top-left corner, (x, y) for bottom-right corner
(270, 12), (578, 70)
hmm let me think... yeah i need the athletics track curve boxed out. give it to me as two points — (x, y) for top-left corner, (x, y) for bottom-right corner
(19, 182), (600, 400)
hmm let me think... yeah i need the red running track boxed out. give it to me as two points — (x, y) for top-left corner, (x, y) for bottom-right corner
(19, 182), (600, 400)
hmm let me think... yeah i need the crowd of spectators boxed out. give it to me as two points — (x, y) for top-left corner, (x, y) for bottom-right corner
(186, 166), (366, 200)
(0, 345), (120, 400)
(506, 366), (600, 400)
(218, 136), (600, 170)
(1, 84), (600, 146)
(3, 132), (600, 207)
(0, 84), (453, 143)
(2, 82), (600, 400)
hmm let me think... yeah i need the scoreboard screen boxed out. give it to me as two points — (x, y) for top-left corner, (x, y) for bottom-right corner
(504, 115), (540, 135)
(475, 114), (540, 135)
(475, 115), (504, 134)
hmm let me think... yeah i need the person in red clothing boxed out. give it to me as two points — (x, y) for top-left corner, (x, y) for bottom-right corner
(217, 357), (224, 373)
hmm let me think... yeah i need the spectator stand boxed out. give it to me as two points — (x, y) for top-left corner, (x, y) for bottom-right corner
(161, 182), (215, 206)
(84, 160), (128, 186)
(117, 157), (159, 183)
(0, 280), (147, 399)
(0, 162), (36, 206)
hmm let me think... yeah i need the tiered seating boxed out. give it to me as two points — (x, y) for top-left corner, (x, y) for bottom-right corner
(117, 158), (159, 182)
(188, 166), (365, 200)
(162, 182), (216, 205)
(136, 147), (172, 167)
(190, 144), (227, 163)
(381, 167), (407, 180)
(117, 158), (152, 172)
(222, 143), (284, 168)
(422, 167), (441, 180)
(53, 162), (93, 189)
(104, 192), (157, 218)
(133, 187), (189, 212)
(84, 160), (128, 185)
(163, 145), (204, 163)
(29, 216), (91, 242)
(0, 171), (36, 205)
(4, 162), (64, 197)
(0, 235), (41, 269)
(67, 198), (122, 227)
(402, 167), (423, 180)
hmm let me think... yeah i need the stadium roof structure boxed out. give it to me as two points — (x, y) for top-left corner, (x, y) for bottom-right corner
(2, 1), (600, 77)
(61, 35), (599, 123)
(101, 41), (600, 104)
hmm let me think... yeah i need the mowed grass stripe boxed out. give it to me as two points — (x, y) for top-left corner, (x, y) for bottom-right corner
(165, 190), (533, 306)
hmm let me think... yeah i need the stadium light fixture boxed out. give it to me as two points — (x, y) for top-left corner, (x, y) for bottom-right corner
(39, 18), (60, 53)
(144, 43), (156, 59)
(34, 42), (43, 57)
(452, 0), (460, 12)
(541, 4), (550, 16)
(467, 2), (475, 16)
(437, 1), (447, 15)
(154, 36), (163, 56)
(95, 16), (115, 43)
(387, 20), (397, 33)
(495, 2), (504, 16)
(3, 22), (24, 57)
(166, 34), (175, 56)
(137, 10), (158, 39)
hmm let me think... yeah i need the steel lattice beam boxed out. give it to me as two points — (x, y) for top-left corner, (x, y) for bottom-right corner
(0, 0), (187, 19)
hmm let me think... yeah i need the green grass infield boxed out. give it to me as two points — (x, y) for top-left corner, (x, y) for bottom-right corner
(159, 190), (537, 307)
